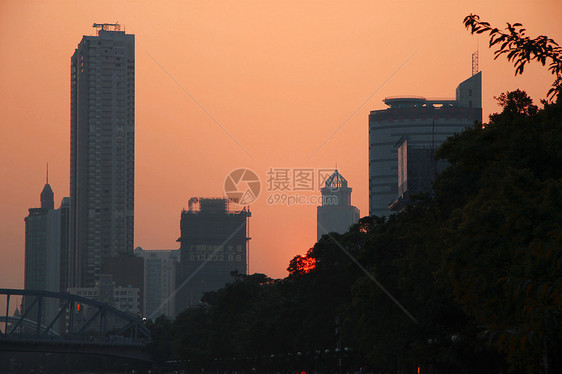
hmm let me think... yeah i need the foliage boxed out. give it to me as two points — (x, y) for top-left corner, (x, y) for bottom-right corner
(492, 89), (538, 118)
(435, 90), (562, 373)
(287, 248), (317, 276)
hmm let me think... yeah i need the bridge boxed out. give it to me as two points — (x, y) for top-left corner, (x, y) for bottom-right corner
(0, 289), (151, 362)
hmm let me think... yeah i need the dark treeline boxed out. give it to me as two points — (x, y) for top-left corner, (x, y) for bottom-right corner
(147, 90), (562, 374)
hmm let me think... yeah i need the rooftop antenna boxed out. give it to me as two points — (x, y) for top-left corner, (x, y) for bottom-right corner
(46, 163), (49, 184)
(472, 43), (479, 76)
(92, 23), (121, 35)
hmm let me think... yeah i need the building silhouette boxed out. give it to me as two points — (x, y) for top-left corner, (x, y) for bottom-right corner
(388, 137), (450, 212)
(134, 247), (180, 319)
(24, 178), (69, 321)
(69, 24), (135, 288)
(176, 198), (250, 313)
(369, 71), (482, 217)
(317, 170), (360, 240)
(68, 274), (141, 322)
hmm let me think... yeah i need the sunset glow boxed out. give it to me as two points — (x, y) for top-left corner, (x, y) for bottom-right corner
(288, 251), (317, 276)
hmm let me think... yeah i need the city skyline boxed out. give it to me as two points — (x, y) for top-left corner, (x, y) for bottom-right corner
(70, 25), (136, 288)
(1, 1), (561, 298)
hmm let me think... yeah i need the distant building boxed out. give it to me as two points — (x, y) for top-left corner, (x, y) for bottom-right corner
(134, 247), (180, 319)
(58, 197), (70, 294)
(176, 198), (250, 313)
(69, 24), (135, 289)
(68, 274), (141, 316)
(68, 274), (142, 330)
(24, 179), (69, 321)
(317, 170), (360, 240)
(369, 71), (482, 217)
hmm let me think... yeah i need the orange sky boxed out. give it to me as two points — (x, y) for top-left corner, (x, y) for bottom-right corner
(1, 0), (561, 296)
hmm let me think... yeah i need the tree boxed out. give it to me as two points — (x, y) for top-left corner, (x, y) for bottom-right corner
(287, 248), (316, 277)
(435, 89), (562, 373)
(492, 89), (538, 118)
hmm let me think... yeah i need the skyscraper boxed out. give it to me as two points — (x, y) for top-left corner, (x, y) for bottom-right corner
(317, 170), (360, 240)
(24, 179), (69, 321)
(368, 71), (482, 217)
(176, 198), (250, 312)
(69, 24), (135, 288)
(25, 182), (58, 295)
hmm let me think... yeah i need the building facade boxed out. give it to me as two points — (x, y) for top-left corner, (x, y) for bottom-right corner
(388, 138), (450, 212)
(68, 274), (141, 319)
(368, 71), (482, 217)
(24, 182), (69, 321)
(69, 24), (135, 288)
(317, 170), (360, 240)
(134, 247), (180, 319)
(176, 198), (250, 313)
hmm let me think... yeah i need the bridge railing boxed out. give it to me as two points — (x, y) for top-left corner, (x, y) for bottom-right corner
(0, 289), (150, 345)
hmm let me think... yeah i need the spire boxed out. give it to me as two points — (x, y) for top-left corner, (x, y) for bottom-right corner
(41, 164), (54, 210)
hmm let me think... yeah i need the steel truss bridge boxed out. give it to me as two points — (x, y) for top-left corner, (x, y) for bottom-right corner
(0, 289), (151, 361)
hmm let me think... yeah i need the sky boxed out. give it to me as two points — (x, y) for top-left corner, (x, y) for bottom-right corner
(1, 0), (561, 296)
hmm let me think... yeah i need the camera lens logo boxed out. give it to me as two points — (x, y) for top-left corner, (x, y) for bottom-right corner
(224, 168), (261, 205)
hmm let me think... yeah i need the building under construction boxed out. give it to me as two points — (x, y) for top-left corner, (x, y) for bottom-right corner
(175, 198), (251, 313)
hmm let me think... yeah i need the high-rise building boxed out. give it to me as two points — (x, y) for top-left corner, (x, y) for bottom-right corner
(24, 180), (69, 321)
(369, 71), (482, 217)
(176, 198), (250, 313)
(317, 170), (360, 240)
(134, 247), (180, 319)
(69, 24), (135, 288)
(58, 197), (70, 293)
(25, 183), (58, 295)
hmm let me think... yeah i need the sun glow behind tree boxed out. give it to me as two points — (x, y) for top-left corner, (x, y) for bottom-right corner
(287, 248), (317, 276)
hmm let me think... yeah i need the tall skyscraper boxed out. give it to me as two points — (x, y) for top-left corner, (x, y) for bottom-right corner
(317, 170), (360, 240)
(25, 182), (58, 294)
(24, 178), (69, 321)
(176, 198), (250, 313)
(69, 24), (135, 288)
(369, 71), (482, 217)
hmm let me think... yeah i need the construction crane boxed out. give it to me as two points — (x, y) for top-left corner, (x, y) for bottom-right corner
(92, 23), (121, 34)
